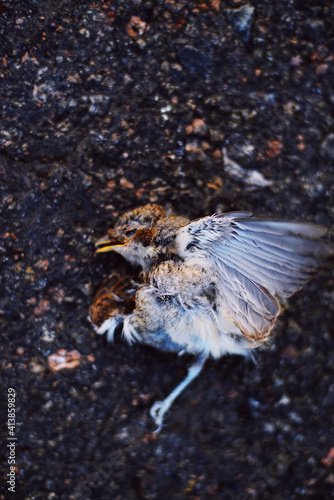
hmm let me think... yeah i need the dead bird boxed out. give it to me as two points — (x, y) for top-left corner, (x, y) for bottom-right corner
(92, 204), (334, 432)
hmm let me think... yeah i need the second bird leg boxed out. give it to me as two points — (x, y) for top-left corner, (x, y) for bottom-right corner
(150, 354), (207, 433)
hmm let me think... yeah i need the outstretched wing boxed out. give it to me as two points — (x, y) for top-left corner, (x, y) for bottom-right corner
(175, 212), (333, 342)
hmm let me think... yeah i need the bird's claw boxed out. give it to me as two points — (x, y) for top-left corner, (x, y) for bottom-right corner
(149, 356), (207, 433)
(150, 400), (166, 434)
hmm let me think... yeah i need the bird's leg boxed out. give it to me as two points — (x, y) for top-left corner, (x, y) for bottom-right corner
(150, 354), (207, 433)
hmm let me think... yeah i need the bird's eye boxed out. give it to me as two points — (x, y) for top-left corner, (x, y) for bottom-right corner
(124, 229), (137, 237)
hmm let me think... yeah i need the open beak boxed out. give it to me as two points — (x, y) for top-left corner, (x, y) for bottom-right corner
(95, 233), (126, 253)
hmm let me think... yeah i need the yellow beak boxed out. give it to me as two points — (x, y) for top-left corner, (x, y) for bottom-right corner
(96, 244), (126, 253)
(95, 234), (126, 253)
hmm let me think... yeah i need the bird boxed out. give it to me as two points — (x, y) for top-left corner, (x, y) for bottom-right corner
(91, 204), (334, 432)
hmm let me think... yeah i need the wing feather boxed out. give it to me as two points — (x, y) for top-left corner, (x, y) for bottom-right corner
(236, 219), (327, 238)
(176, 212), (333, 341)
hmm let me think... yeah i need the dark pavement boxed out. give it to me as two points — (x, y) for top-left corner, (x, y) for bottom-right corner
(0, 1), (334, 498)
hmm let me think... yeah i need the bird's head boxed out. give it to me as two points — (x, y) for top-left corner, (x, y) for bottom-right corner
(95, 204), (169, 269)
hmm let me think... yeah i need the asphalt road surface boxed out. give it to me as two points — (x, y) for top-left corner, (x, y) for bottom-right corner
(1, 1), (333, 498)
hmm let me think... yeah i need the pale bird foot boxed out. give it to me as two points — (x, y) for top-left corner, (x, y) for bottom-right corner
(149, 354), (207, 433)
(150, 400), (169, 434)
